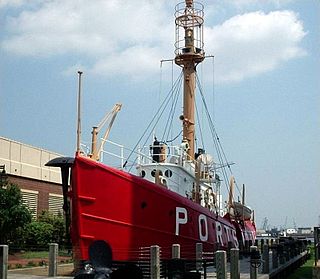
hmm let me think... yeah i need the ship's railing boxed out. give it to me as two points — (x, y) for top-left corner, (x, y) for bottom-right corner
(100, 139), (124, 168)
(80, 140), (126, 169)
(80, 139), (217, 192)
(81, 139), (193, 168)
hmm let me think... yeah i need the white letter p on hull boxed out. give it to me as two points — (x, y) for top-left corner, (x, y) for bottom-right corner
(176, 207), (188, 235)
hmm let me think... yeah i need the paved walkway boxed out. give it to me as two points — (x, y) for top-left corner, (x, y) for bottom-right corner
(8, 264), (73, 279)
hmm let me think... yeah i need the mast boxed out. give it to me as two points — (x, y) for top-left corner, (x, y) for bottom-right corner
(76, 71), (83, 154)
(175, 0), (205, 160)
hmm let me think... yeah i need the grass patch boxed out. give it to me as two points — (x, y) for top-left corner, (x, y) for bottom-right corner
(287, 246), (315, 279)
(19, 249), (71, 259)
(20, 251), (49, 259)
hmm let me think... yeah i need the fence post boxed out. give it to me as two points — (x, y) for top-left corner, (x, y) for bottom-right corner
(150, 245), (160, 279)
(196, 243), (203, 272)
(215, 250), (227, 279)
(262, 244), (269, 274)
(250, 246), (258, 279)
(272, 247), (278, 269)
(260, 239), (264, 253)
(0, 245), (8, 279)
(48, 243), (58, 277)
(230, 248), (240, 279)
(172, 244), (180, 259)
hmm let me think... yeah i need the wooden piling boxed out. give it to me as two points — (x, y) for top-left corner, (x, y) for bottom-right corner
(0, 245), (8, 279)
(172, 244), (180, 259)
(250, 246), (258, 279)
(48, 243), (58, 277)
(262, 244), (269, 274)
(230, 248), (240, 279)
(196, 242), (203, 271)
(150, 245), (160, 279)
(215, 250), (227, 279)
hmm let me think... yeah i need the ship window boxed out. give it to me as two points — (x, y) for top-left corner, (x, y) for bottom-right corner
(140, 170), (146, 178)
(165, 170), (172, 177)
(151, 169), (163, 177)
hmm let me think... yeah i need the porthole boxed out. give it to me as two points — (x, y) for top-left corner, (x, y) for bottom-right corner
(140, 170), (146, 178)
(151, 169), (163, 177)
(165, 170), (173, 177)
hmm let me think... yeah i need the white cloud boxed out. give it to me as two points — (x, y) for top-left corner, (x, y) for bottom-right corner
(0, 0), (25, 8)
(1, 1), (306, 83)
(0, 0), (46, 9)
(2, 0), (171, 56)
(224, 0), (293, 9)
(205, 10), (306, 83)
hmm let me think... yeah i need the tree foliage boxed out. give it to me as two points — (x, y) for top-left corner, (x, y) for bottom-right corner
(0, 174), (66, 249)
(0, 181), (32, 244)
(23, 210), (65, 249)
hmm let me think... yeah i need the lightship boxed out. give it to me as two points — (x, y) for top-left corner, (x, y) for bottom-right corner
(47, 0), (256, 263)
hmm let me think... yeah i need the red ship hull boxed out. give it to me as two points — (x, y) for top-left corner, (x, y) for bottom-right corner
(69, 155), (256, 262)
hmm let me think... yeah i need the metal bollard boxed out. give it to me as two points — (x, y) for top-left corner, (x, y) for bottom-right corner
(215, 250), (227, 279)
(172, 244), (180, 259)
(262, 244), (269, 274)
(272, 246), (278, 269)
(249, 246), (260, 279)
(0, 245), (8, 279)
(260, 239), (264, 253)
(196, 243), (203, 272)
(230, 248), (240, 279)
(48, 243), (58, 277)
(150, 245), (160, 279)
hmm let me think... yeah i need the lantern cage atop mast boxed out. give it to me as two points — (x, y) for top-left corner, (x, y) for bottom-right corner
(174, 1), (205, 66)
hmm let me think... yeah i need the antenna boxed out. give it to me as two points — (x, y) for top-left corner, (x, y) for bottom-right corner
(76, 71), (83, 154)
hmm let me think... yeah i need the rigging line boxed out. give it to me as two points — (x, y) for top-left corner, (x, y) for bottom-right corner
(128, 75), (184, 172)
(145, 73), (184, 145)
(164, 76), (182, 142)
(195, 74), (242, 197)
(162, 71), (182, 141)
(171, 60), (174, 140)
(212, 56), (215, 123)
(194, 96), (205, 150)
(123, 72), (184, 168)
(164, 88), (181, 142)
(158, 60), (163, 123)
(195, 74), (238, 197)
(166, 130), (183, 143)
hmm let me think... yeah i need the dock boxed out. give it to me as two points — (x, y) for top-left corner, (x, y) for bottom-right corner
(2, 239), (310, 279)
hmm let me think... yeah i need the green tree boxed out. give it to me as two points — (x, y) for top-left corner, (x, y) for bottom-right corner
(24, 221), (54, 249)
(0, 180), (32, 244)
(38, 210), (65, 244)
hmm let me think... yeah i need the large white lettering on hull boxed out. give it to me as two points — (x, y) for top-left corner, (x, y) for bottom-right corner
(175, 207), (188, 235)
(198, 214), (208, 241)
(175, 207), (238, 247)
(215, 221), (224, 245)
(232, 229), (239, 248)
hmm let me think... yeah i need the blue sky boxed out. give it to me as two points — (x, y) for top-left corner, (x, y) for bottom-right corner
(1, 0), (319, 229)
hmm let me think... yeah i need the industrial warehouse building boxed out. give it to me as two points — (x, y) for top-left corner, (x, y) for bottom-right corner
(0, 136), (63, 218)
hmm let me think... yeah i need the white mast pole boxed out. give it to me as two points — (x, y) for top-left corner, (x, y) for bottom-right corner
(76, 71), (83, 154)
